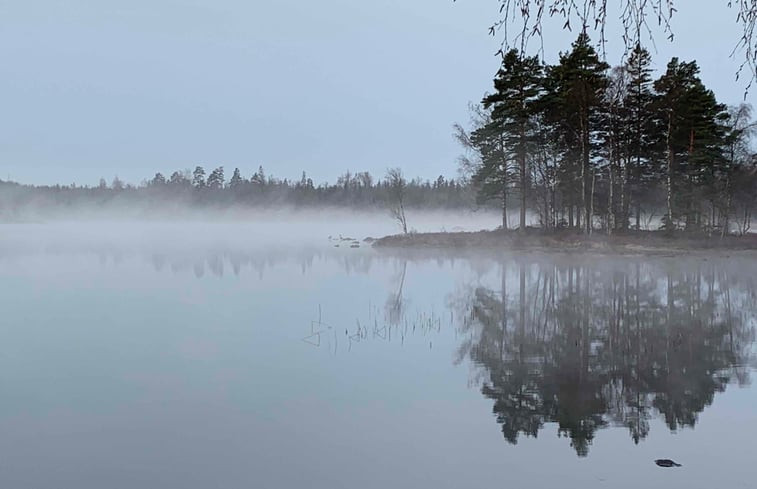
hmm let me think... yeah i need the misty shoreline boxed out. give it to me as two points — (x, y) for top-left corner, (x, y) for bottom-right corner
(372, 229), (757, 255)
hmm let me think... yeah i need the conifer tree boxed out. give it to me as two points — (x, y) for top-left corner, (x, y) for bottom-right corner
(481, 49), (543, 232)
(192, 166), (206, 189)
(207, 167), (225, 190)
(653, 58), (728, 231)
(549, 32), (609, 233)
(623, 44), (655, 230)
(229, 168), (243, 189)
(469, 108), (514, 229)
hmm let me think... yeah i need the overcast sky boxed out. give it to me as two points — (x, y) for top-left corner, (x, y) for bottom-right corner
(1, 0), (754, 186)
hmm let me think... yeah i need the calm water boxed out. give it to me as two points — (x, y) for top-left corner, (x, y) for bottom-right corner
(1, 222), (755, 488)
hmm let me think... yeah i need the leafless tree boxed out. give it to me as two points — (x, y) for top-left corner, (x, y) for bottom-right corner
(453, 102), (492, 184)
(467, 1), (757, 91)
(386, 167), (409, 234)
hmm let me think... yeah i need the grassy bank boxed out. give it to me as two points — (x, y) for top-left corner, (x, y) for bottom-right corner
(372, 228), (757, 255)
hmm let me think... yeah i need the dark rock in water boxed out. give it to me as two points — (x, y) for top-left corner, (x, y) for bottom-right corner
(363, 237), (376, 243)
(350, 243), (359, 248)
(655, 459), (682, 468)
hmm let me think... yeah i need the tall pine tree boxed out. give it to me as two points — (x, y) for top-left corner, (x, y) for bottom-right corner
(549, 32), (609, 233)
(623, 44), (656, 231)
(653, 58), (728, 231)
(481, 49), (543, 232)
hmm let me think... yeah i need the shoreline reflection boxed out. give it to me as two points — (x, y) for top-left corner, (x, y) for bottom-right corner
(454, 259), (755, 456)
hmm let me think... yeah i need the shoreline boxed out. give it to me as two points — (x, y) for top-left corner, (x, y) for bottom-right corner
(372, 229), (757, 256)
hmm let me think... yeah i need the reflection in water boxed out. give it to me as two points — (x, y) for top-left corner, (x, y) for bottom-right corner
(454, 259), (756, 456)
(386, 260), (407, 326)
(7, 241), (755, 459)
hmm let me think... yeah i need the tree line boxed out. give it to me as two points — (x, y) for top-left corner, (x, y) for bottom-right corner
(0, 167), (475, 219)
(456, 32), (757, 235)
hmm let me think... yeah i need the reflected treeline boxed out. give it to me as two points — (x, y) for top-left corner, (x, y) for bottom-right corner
(7, 240), (756, 456)
(0, 242), (379, 279)
(454, 259), (756, 456)
(153, 247), (383, 279)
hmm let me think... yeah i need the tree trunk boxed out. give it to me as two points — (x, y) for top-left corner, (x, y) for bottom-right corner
(500, 138), (508, 231)
(589, 169), (596, 236)
(519, 125), (527, 233)
(502, 191), (508, 230)
(399, 202), (408, 234)
(608, 159), (614, 235)
(685, 128), (696, 232)
(666, 111), (674, 231)
(551, 179), (557, 229)
(580, 113), (590, 234)
(620, 157), (629, 231)
(710, 202), (716, 236)
(520, 159), (527, 232)
(722, 178), (732, 238)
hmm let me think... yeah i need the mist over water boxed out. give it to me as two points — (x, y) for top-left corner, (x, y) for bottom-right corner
(0, 219), (755, 488)
(0, 210), (502, 251)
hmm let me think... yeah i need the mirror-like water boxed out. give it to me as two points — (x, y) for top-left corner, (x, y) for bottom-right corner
(1, 223), (755, 488)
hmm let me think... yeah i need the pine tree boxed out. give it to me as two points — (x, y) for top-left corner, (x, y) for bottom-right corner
(601, 66), (628, 233)
(653, 58), (728, 231)
(623, 44), (655, 230)
(207, 166), (225, 190)
(251, 166), (266, 185)
(169, 171), (190, 188)
(481, 49), (543, 232)
(229, 168), (243, 189)
(549, 31), (609, 233)
(681, 76), (728, 231)
(192, 166), (206, 188)
(111, 176), (124, 191)
(151, 173), (166, 186)
(469, 108), (514, 229)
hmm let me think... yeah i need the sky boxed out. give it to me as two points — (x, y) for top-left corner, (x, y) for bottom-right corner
(1, 0), (755, 187)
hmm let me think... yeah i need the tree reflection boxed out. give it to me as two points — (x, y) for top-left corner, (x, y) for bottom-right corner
(456, 259), (756, 456)
(385, 260), (408, 326)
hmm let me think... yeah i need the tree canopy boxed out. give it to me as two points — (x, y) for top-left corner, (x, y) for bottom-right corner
(458, 32), (756, 234)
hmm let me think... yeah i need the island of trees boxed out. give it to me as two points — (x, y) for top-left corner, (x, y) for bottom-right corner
(456, 32), (757, 237)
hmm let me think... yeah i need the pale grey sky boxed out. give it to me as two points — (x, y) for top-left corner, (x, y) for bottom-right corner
(0, 0), (753, 186)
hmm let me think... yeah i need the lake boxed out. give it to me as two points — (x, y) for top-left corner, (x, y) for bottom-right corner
(1, 220), (755, 488)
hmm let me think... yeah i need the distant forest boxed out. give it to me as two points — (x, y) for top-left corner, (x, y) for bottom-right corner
(0, 166), (475, 219)
(456, 33), (757, 236)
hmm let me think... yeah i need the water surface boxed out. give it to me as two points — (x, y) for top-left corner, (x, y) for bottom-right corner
(1, 223), (755, 488)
